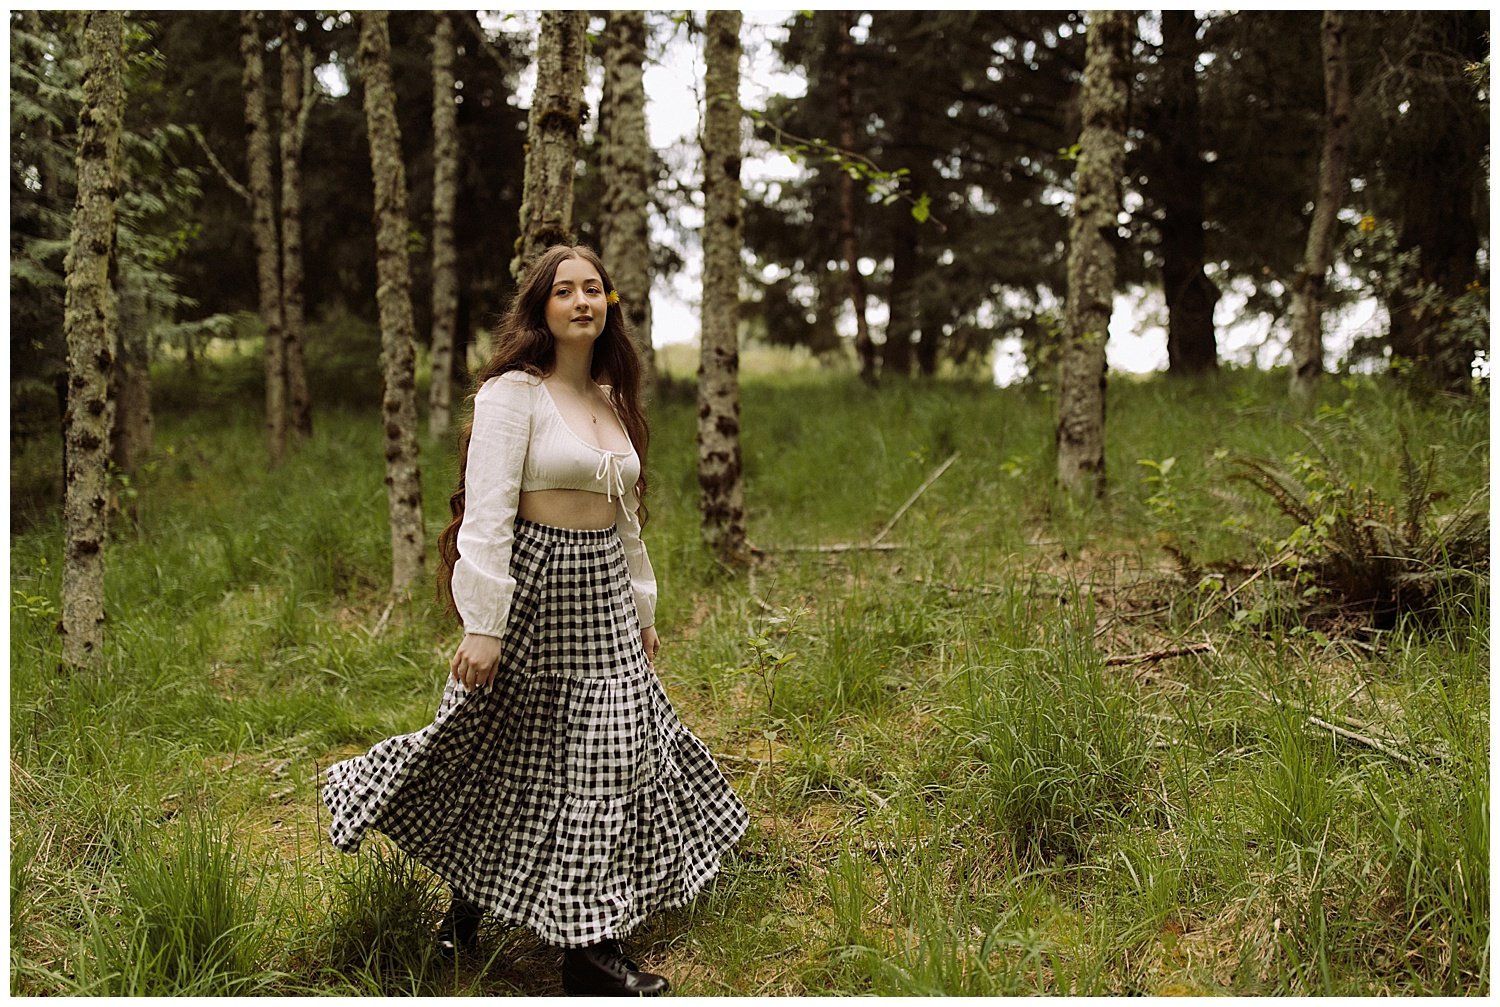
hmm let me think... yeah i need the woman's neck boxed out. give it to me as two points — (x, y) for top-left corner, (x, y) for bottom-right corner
(550, 344), (594, 392)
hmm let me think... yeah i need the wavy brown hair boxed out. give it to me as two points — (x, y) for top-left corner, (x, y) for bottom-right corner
(436, 244), (651, 620)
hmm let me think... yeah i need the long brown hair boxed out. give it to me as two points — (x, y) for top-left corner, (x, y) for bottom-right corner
(437, 244), (651, 620)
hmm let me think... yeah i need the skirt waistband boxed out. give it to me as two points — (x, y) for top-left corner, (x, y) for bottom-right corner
(514, 517), (618, 544)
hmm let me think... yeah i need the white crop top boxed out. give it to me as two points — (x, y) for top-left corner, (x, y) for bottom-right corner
(450, 370), (657, 637)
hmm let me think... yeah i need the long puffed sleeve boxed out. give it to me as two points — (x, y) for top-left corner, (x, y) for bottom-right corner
(615, 483), (658, 629)
(451, 371), (534, 637)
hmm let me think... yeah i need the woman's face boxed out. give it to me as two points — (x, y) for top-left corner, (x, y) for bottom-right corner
(544, 256), (607, 347)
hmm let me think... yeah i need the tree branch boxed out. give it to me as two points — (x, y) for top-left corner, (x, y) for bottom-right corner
(757, 452), (960, 555)
(871, 451), (960, 544)
(1103, 641), (1215, 666)
(1244, 680), (1442, 768)
(296, 46), (316, 150)
(188, 124), (250, 203)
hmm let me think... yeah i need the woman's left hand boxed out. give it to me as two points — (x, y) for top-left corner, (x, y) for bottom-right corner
(641, 625), (660, 667)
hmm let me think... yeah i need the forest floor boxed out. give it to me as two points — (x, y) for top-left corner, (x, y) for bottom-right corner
(9, 360), (1490, 995)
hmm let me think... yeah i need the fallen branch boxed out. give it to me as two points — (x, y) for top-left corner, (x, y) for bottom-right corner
(368, 600), (395, 639)
(767, 541), (904, 554)
(1103, 641), (1216, 667)
(1182, 549), (1295, 634)
(1244, 681), (1438, 768)
(758, 452), (959, 555)
(937, 580), (1008, 596)
(1304, 714), (1421, 768)
(871, 451), (960, 544)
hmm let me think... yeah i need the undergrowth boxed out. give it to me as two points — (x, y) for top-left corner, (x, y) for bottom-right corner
(10, 366), (1488, 995)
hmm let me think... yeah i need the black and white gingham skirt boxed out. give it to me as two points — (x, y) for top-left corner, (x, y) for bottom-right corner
(322, 518), (749, 947)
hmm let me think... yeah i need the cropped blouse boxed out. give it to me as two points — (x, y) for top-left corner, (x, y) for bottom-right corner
(450, 370), (657, 637)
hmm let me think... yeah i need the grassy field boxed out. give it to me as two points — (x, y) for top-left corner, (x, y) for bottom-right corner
(9, 360), (1489, 995)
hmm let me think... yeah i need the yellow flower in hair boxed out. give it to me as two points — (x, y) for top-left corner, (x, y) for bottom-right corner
(606, 289), (621, 306)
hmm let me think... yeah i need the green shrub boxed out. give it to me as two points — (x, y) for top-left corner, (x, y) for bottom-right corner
(1231, 434), (1487, 628)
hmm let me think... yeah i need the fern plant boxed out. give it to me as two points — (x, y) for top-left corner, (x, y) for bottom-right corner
(1230, 433), (1488, 627)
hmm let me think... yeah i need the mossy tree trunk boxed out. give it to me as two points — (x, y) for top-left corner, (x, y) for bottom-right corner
(239, 11), (286, 469)
(429, 12), (461, 440)
(513, 10), (587, 281)
(1289, 11), (1350, 412)
(600, 9), (657, 401)
(358, 11), (426, 598)
(698, 10), (748, 566)
(1056, 10), (1131, 500)
(280, 12), (313, 440)
(62, 10), (125, 669)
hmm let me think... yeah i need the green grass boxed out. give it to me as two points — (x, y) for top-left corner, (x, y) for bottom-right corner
(10, 363), (1488, 995)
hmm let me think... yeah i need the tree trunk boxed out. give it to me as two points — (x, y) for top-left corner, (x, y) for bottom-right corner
(1057, 10), (1131, 500)
(240, 11), (286, 468)
(883, 96), (920, 378)
(1157, 10), (1219, 376)
(429, 11), (461, 439)
(600, 10), (658, 401)
(513, 10), (587, 281)
(111, 278), (153, 478)
(698, 10), (748, 566)
(280, 12), (312, 440)
(61, 10), (125, 669)
(835, 11), (876, 386)
(1288, 11), (1350, 412)
(915, 303), (939, 376)
(885, 199), (918, 377)
(359, 12), (426, 598)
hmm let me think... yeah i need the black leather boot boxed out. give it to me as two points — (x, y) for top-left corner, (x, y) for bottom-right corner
(560, 939), (669, 996)
(433, 893), (483, 959)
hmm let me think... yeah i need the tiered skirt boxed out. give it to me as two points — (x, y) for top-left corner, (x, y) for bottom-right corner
(322, 519), (749, 947)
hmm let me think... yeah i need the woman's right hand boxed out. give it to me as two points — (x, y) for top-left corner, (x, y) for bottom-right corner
(451, 632), (503, 690)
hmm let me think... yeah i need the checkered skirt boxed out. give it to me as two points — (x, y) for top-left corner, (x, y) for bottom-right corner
(322, 519), (749, 947)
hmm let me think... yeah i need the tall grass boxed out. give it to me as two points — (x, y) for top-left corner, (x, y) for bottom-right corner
(10, 365), (1487, 995)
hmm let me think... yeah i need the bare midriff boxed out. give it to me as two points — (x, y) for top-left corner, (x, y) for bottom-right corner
(518, 488), (617, 531)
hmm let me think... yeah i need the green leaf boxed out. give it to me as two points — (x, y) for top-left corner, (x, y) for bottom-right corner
(911, 193), (931, 224)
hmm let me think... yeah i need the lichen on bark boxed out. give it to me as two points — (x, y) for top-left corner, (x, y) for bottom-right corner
(698, 11), (748, 565)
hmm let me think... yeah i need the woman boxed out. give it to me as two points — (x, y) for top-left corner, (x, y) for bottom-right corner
(322, 245), (749, 996)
